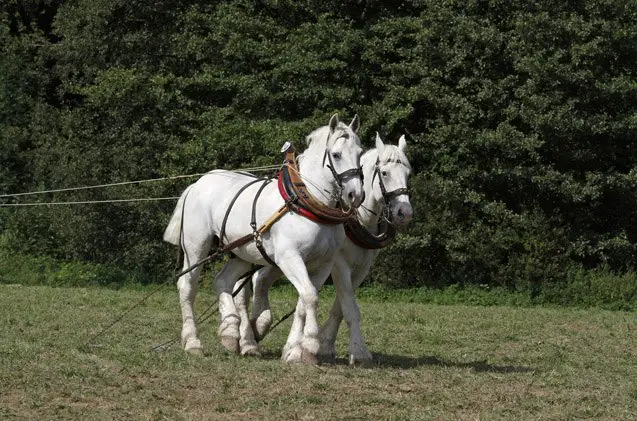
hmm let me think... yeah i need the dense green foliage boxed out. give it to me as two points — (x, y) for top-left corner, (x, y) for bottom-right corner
(1, 0), (636, 306)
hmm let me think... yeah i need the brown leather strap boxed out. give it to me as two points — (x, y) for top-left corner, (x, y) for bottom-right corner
(252, 204), (288, 266)
(281, 147), (354, 224)
(344, 218), (396, 249)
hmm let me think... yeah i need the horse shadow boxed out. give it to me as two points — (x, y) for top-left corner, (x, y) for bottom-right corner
(368, 353), (536, 373)
(256, 350), (535, 374)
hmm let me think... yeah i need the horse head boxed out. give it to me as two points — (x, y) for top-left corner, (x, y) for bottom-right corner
(366, 133), (413, 226)
(305, 114), (364, 210)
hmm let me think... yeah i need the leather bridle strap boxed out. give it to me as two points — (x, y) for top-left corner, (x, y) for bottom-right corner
(372, 157), (410, 207)
(344, 157), (410, 249)
(323, 147), (364, 190)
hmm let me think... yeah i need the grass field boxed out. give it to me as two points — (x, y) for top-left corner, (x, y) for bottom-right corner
(0, 283), (635, 420)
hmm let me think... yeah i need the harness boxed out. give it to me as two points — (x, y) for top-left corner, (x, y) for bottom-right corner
(219, 176), (280, 265)
(210, 141), (360, 267)
(278, 143), (356, 224)
(344, 157), (410, 250)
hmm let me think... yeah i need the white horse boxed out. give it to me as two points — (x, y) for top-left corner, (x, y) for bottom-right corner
(241, 133), (412, 364)
(163, 114), (364, 364)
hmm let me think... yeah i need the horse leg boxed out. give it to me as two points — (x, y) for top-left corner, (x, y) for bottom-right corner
(177, 244), (211, 356)
(232, 277), (260, 356)
(318, 299), (340, 361)
(279, 257), (331, 365)
(215, 258), (253, 354)
(281, 296), (306, 362)
(321, 258), (373, 365)
(250, 266), (282, 341)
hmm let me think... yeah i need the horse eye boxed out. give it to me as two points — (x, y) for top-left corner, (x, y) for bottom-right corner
(381, 170), (388, 177)
(332, 152), (341, 160)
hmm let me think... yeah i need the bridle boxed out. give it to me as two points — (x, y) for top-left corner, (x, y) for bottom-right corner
(371, 157), (410, 216)
(321, 131), (364, 205)
(343, 154), (411, 250)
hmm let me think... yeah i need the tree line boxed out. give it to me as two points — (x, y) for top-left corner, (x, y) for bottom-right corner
(1, 0), (636, 305)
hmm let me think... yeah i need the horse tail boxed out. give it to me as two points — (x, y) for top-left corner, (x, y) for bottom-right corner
(163, 185), (193, 245)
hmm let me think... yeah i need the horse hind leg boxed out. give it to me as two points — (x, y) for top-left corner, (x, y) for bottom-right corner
(232, 277), (261, 356)
(177, 247), (210, 356)
(250, 266), (282, 341)
(216, 257), (253, 354)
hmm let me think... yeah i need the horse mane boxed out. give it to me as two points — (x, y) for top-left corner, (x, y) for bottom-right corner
(361, 142), (411, 181)
(298, 122), (360, 165)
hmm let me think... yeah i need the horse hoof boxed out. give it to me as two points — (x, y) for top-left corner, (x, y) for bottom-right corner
(349, 354), (374, 367)
(251, 311), (272, 341)
(300, 347), (319, 365)
(220, 336), (240, 354)
(318, 344), (336, 362)
(241, 345), (262, 357)
(283, 345), (302, 363)
(318, 352), (336, 363)
(184, 338), (203, 356)
(185, 347), (204, 357)
(250, 321), (264, 342)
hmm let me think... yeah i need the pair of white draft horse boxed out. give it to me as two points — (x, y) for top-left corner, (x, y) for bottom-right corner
(164, 114), (412, 364)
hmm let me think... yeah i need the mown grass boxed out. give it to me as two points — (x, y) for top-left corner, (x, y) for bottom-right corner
(0, 283), (635, 420)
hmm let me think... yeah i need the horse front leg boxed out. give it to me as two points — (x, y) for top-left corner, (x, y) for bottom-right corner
(277, 254), (330, 364)
(321, 257), (373, 365)
(281, 296), (307, 362)
(215, 258), (253, 354)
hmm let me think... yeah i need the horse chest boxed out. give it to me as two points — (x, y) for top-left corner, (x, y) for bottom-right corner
(299, 227), (343, 261)
(341, 242), (379, 270)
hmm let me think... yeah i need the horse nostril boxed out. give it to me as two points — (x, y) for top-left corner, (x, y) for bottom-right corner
(398, 209), (405, 220)
(348, 192), (355, 202)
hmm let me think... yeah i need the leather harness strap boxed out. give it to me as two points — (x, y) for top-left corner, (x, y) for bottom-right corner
(218, 175), (279, 265)
(344, 218), (396, 250)
(278, 146), (354, 224)
(205, 142), (363, 268)
(250, 179), (277, 266)
(220, 177), (264, 245)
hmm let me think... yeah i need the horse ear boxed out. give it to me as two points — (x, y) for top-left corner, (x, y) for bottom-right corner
(375, 132), (385, 153)
(349, 114), (360, 133)
(329, 114), (339, 133)
(398, 134), (407, 152)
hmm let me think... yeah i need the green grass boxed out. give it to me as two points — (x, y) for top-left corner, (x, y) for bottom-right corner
(0, 283), (635, 420)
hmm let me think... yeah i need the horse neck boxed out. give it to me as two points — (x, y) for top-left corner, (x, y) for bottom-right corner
(297, 150), (338, 207)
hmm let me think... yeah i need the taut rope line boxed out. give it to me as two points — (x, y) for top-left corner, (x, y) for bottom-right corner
(0, 164), (281, 199)
(0, 197), (180, 207)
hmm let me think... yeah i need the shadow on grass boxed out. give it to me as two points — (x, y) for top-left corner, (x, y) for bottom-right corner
(254, 350), (535, 374)
(369, 352), (536, 373)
